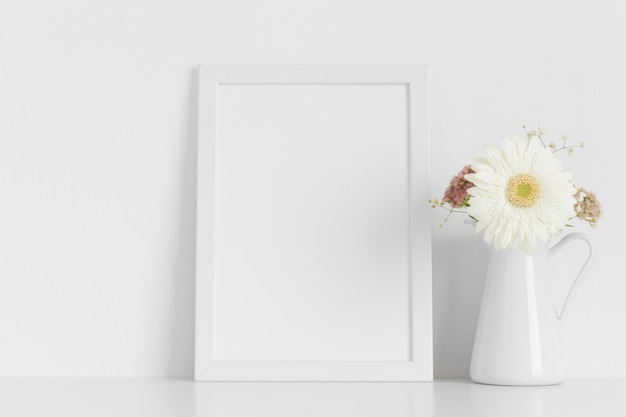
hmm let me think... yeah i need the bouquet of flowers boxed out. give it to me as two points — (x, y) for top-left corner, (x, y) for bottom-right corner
(430, 127), (602, 251)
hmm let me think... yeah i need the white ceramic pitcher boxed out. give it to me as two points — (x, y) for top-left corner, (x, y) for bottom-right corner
(469, 232), (594, 386)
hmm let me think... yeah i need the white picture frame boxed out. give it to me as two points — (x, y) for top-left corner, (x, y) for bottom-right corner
(195, 64), (431, 381)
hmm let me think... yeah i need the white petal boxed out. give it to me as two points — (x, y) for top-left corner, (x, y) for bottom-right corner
(467, 136), (575, 251)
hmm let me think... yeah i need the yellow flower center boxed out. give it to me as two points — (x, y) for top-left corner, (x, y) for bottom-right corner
(506, 174), (541, 208)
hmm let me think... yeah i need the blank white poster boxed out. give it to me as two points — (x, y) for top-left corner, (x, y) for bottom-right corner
(214, 84), (410, 361)
(195, 64), (431, 381)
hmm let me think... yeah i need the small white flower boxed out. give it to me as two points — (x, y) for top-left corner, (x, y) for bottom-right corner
(465, 137), (576, 251)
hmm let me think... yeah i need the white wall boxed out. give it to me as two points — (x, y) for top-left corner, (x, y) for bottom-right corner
(0, 0), (623, 377)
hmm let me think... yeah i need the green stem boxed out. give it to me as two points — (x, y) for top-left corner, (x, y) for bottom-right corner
(552, 145), (578, 154)
(435, 205), (468, 227)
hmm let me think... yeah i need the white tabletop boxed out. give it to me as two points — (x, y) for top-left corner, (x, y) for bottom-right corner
(0, 378), (623, 417)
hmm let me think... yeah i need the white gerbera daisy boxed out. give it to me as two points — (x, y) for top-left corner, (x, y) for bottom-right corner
(465, 136), (576, 251)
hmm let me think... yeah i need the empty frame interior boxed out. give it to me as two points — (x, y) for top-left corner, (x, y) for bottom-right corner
(196, 65), (431, 381)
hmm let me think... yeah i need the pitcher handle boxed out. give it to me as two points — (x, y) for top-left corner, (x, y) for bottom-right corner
(548, 232), (594, 324)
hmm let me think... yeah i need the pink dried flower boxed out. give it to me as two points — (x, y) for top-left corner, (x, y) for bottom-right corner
(573, 186), (602, 227)
(442, 165), (476, 208)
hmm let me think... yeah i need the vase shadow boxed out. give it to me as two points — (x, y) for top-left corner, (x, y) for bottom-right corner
(432, 232), (488, 378)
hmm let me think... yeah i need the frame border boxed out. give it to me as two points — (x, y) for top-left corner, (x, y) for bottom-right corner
(195, 64), (432, 381)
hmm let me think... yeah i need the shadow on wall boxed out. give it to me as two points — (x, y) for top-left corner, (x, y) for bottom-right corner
(433, 233), (489, 378)
(162, 67), (199, 377)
